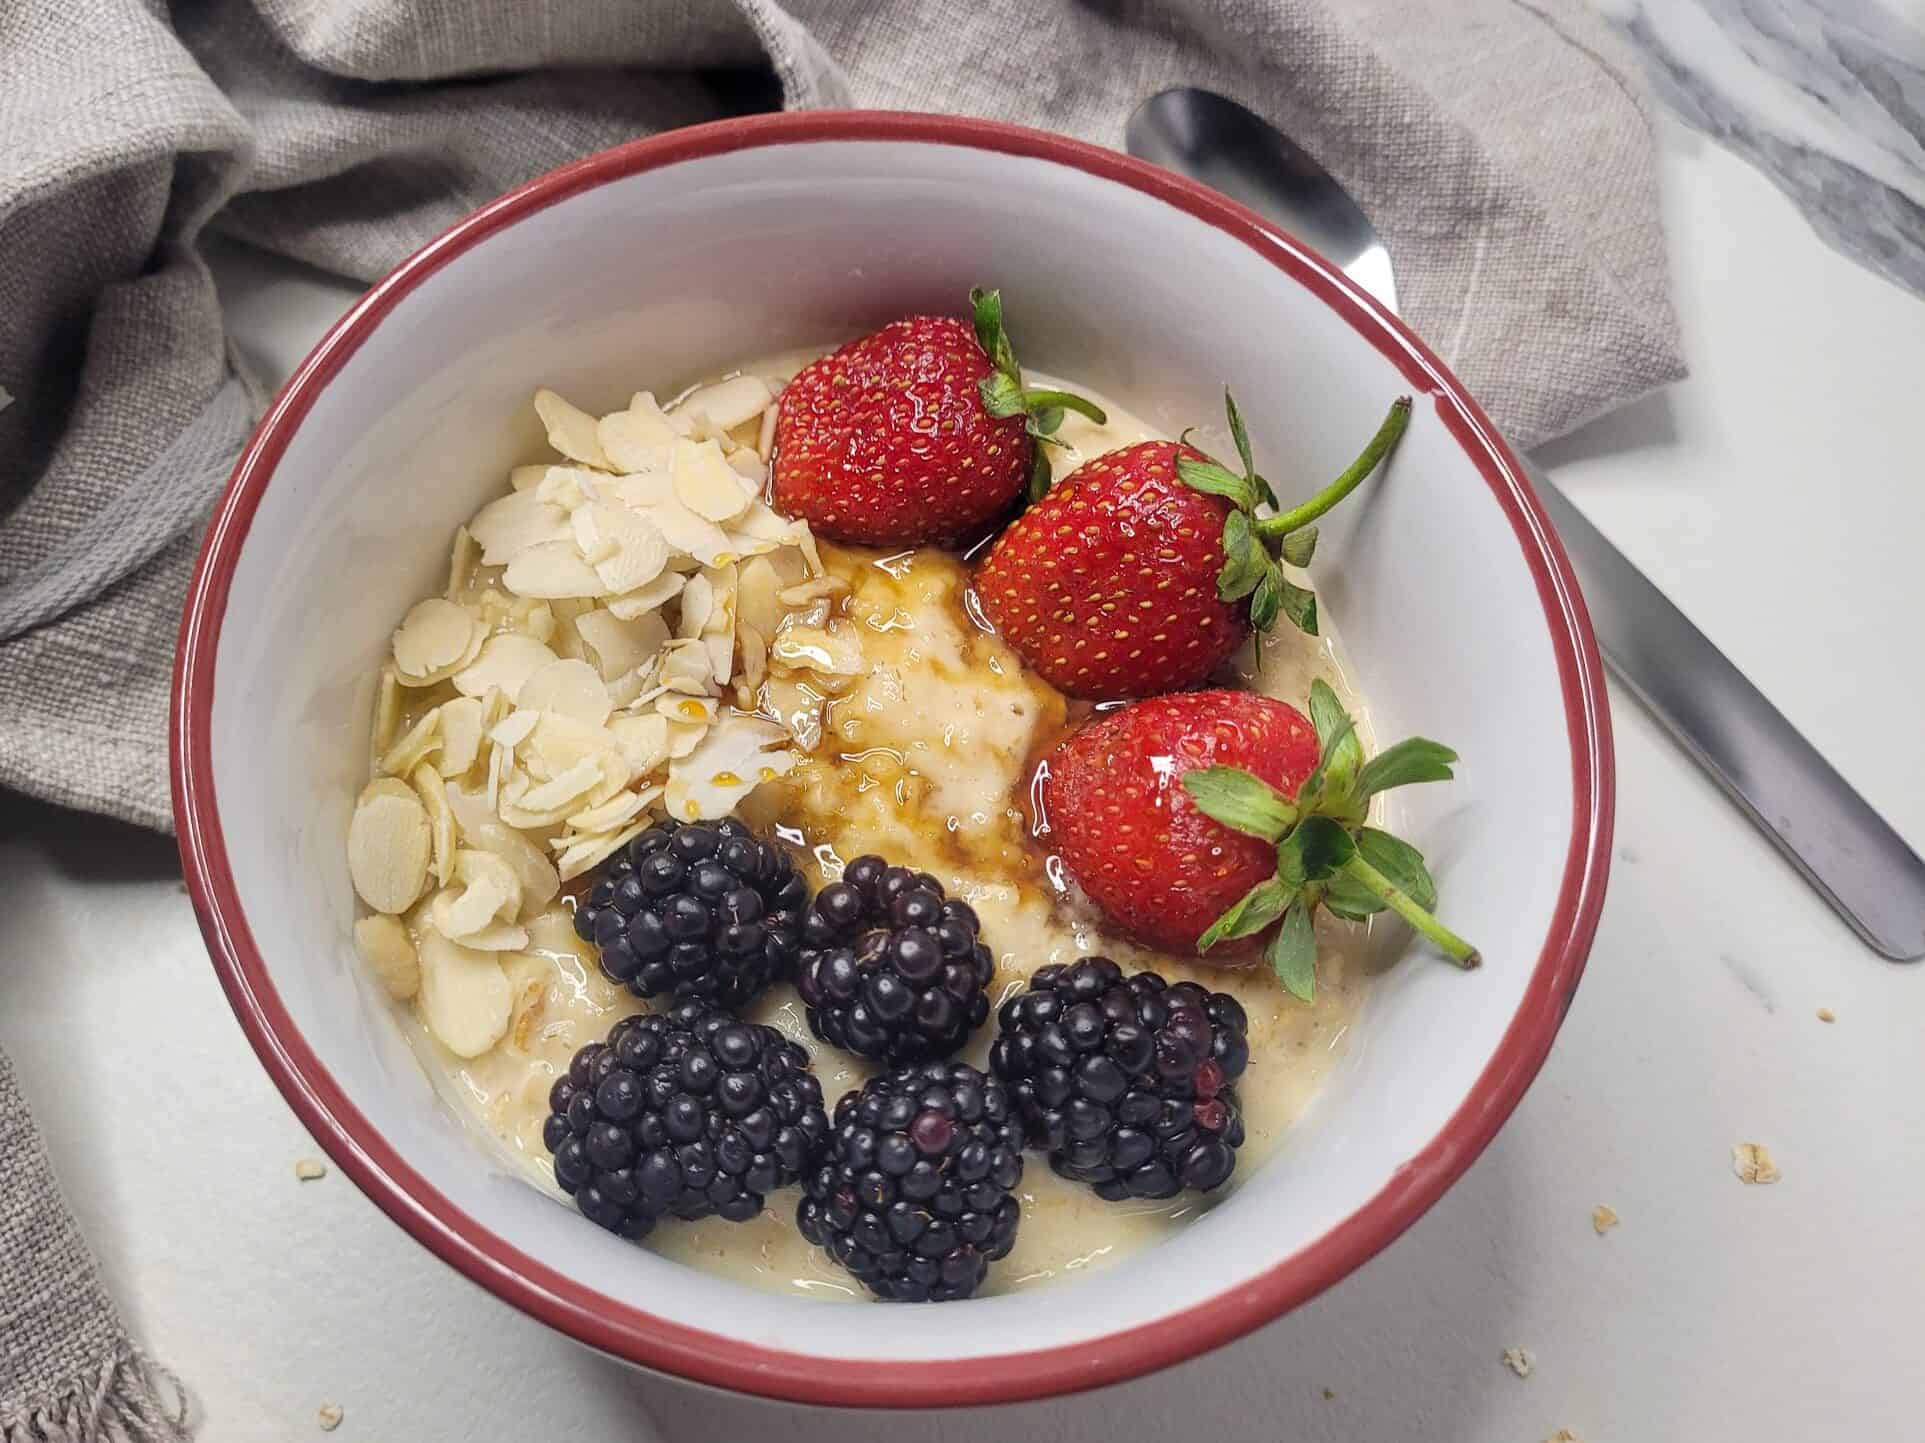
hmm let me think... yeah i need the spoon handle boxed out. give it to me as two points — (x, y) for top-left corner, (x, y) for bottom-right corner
(1528, 464), (1925, 960)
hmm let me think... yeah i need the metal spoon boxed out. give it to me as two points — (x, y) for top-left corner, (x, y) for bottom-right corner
(1127, 86), (1925, 961)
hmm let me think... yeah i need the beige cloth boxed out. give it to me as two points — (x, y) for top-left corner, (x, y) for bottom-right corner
(0, 3), (1682, 1436)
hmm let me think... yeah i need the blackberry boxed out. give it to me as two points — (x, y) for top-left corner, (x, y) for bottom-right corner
(542, 1002), (829, 1239)
(794, 856), (994, 1064)
(989, 957), (1249, 1201)
(797, 1061), (1024, 1302)
(573, 818), (809, 1011)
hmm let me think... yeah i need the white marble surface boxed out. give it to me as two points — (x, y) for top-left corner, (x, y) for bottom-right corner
(1599, 0), (1925, 296)
(5, 112), (1924, 1442)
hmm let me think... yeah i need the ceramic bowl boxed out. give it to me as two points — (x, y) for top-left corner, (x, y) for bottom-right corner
(173, 112), (1612, 1407)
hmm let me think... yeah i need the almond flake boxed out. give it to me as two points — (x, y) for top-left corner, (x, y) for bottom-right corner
(577, 608), (669, 681)
(607, 714), (671, 775)
(447, 920), (531, 952)
(725, 448), (767, 486)
(392, 598), (483, 683)
(370, 665), (401, 761)
(410, 763), (455, 886)
(517, 757), (605, 813)
(431, 849), (522, 939)
(665, 713), (796, 820)
(459, 817), (560, 913)
(435, 696), (487, 778)
(671, 438), (754, 523)
(469, 490), (573, 565)
(755, 401), (778, 461)
(504, 540), (608, 599)
(489, 708), (541, 750)
(658, 694), (719, 726)
(573, 501), (670, 594)
(606, 570), (687, 621)
(534, 388), (613, 470)
(454, 633), (559, 703)
(641, 494), (735, 565)
(447, 525), (477, 597)
(509, 464), (548, 492)
(347, 780), (433, 914)
(353, 914), (419, 1000)
(567, 789), (649, 833)
(679, 572), (715, 638)
(1732, 1142), (1780, 1184)
(555, 811), (659, 881)
(738, 623), (768, 691)
(379, 708), (442, 777)
(533, 465), (605, 513)
(658, 638), (715, 694)
(517, 658), (612, 726)
(737, 558), (782, 638)
(675, 374), (773, 434)
(416, 927), (512, 1057)
(598, 392), (680, 472)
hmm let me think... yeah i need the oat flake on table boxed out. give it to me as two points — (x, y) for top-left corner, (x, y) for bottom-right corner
(1732, 1142), (1781, 1184)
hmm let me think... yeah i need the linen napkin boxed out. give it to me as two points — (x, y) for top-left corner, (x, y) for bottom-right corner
(0, 2), (1683, 1436)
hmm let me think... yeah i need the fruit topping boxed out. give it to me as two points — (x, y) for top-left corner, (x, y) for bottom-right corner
(990, 958), (1249, 1199)
(573, 818), (810, 1011)
(544, 1003), (829, 1238)
(975, 391), (1409, 700)
(772, 288), (1103, 547)
(797, 1061), (1024, 1301)
(794, 856), (996, 1064)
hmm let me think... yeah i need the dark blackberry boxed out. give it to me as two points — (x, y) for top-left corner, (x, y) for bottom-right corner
(573, 818), (809, 1011)
(542, 1002), (829, 1239)
(793, 856), (994, 1064)
(797, 1061), (1024, 1302)
(989, 957), (1249, 1201)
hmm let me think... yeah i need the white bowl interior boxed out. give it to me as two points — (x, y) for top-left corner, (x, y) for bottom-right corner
(205, 139), (1575, 1365)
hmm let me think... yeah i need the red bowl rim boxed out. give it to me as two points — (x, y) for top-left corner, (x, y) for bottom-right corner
(171, 109), (1613, 1409)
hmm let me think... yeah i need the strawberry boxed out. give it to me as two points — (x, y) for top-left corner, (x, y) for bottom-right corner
(976, 391), (1410, 700)
(772, 288), (1104, 547)
(1041, 682), (1477, 998)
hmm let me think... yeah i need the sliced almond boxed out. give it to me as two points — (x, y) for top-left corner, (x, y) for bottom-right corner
(755, 402), (778, 462)
(664, 718), (708, 761)
(504, 540), (608, 600)
(353, 914), (419, 1000)
(517, 658), (612, 726)
(642, 495), (734, 566)
(447, 920), (531, 952)
(447, 526), (477, 598)
(675, 374), (773, 434)
(605, 571), (686, 622)
(679, 572), (715, 639)
(489, 708), (541, 750)
(534, 465), (603, 512)
(658, 693), (719, 726)
(737, 557), (782, 639)
(460, 817), (561, 915)
(369, 665), (402, 764)
(416, 927), (512, 1058)
(598, 392), (680, 472)
(509, 464), (549, 492)
(607, 713), (671, 775)
(671, 438), (753, 523)
(534, 388), (612, 470)
(658, 638), (715, 694)
(573, 501), (670, 595)
(392, 598), (484, 684)
(435, 696), (487, 779)
(576, 608), (669, 681)
(665, 712), (797, 820)
(410, 763), (455, 886)
(469, 489), (572, 566)
(431, 848), (522, 940)
(738, 623), (768, 692)
(555, 813), (656, 882)
(347, 779), (434, 914)
(567, 789), (649, 833)
(524, 712), (623, 780)
(453, 633), (559, 702)
(379, 708), (443, 778)
(725, 448), (767, 486)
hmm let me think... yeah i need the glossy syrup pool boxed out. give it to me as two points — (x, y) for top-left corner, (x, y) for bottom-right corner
(397, 367), (1385, 1300)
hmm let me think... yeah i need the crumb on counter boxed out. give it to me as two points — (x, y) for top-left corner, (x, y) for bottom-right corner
(1591, 1204), (1619, 1235)
(1545, 1432), (1580, 1443)
(317, 1404), (343, 1431)
(1502, 1346), (1533, 1378)
(1816, 1007), (1835, 1023)
(1732, 1142), (1781, 1184)
(294, 1159), (327, 1182)
(1321, 1387), (1335, 1400)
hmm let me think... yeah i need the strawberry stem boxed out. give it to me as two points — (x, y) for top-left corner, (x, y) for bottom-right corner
(1339, 852), (1480, 967)
(1021, 388), (1107, 425)
(1255, 397), (1411, 542)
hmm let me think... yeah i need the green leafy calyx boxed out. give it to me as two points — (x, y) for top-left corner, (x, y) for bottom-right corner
(1176, 391), (1412, 639)
(968, 287), (1108, 503)
(1180, 678), (1480, 1001)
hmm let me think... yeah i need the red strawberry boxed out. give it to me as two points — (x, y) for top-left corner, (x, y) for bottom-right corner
(772, 289), (1103, 547)
(1042, 683), (1478, 998)
(1043, 690), (1320, 956)
(976, 393), (1410, 700)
